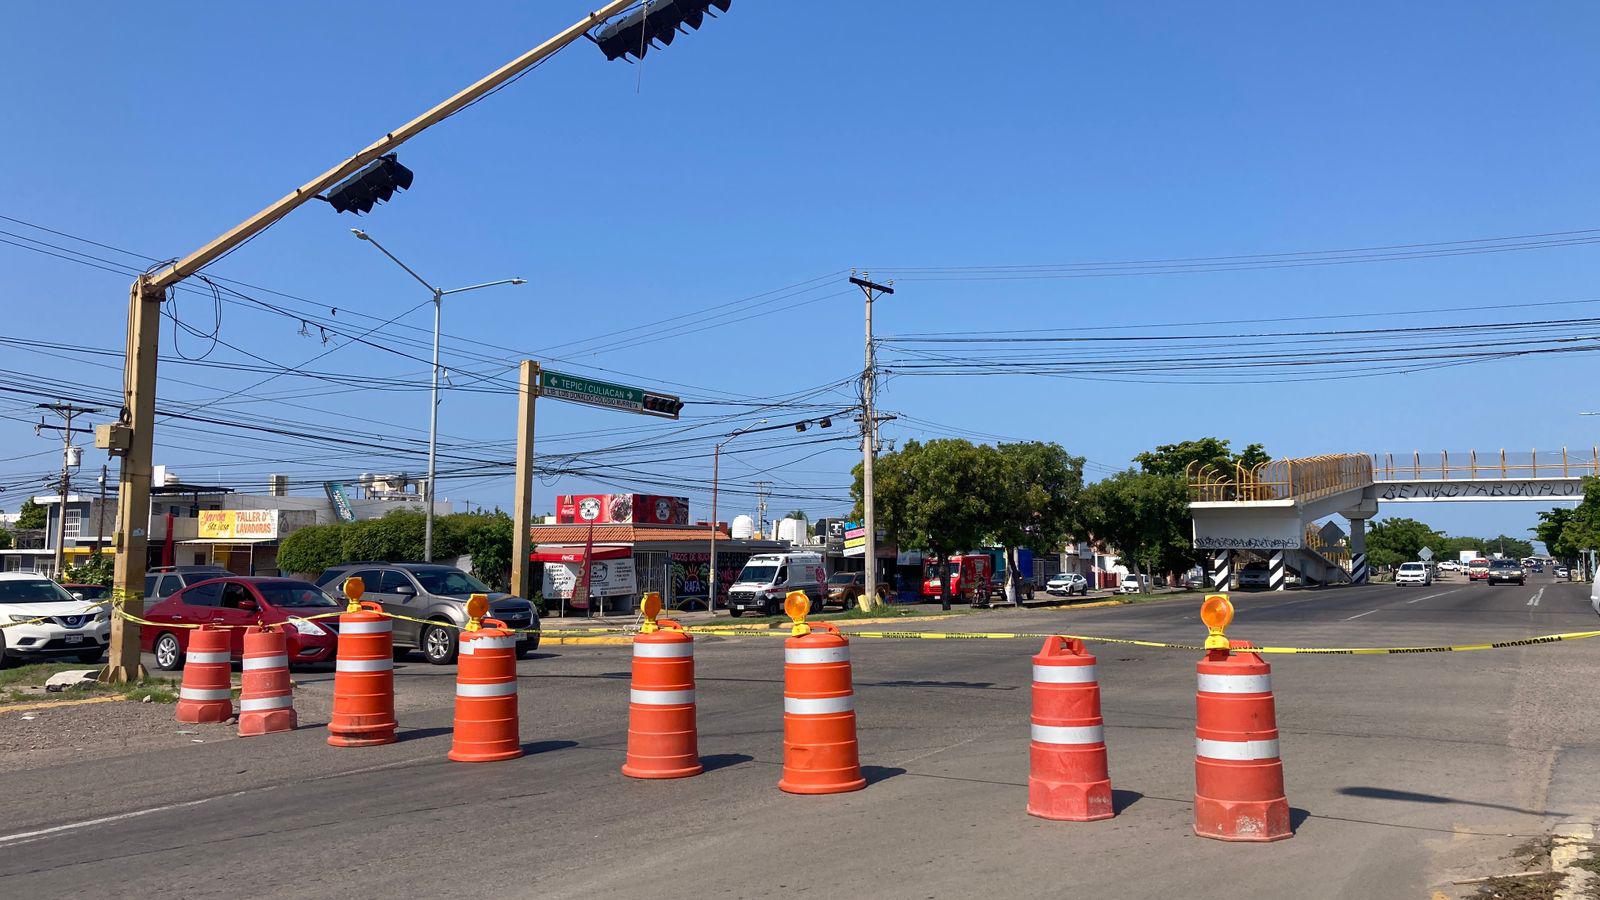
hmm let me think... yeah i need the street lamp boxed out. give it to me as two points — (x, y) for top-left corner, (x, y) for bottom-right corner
(351, 228), (525, 561)
(707, 414), (835, 615)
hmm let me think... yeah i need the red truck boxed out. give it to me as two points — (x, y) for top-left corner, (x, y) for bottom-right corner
(922, 554), (992, 603)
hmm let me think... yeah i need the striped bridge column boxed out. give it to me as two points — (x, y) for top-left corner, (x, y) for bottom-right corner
(1350, 553), (1369, 585)
(1267, 551), (1287, 591)
(1207, 550), (1232, 591)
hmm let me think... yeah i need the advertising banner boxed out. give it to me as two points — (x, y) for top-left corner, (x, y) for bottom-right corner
(198, 509), (280, 540)
(556, 493), (690, 525)
(843, 521), (866, 557)
(324, 482), (356, 523)
(542, 557), (638, 599)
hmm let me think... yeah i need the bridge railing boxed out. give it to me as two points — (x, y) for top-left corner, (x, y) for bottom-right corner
(1371, 448), (1600, 481)
(1188, 453), (1373, 503)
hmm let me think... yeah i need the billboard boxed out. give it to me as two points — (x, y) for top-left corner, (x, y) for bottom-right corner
(555, 493), (689, 525)
(542, 557), (638, 599)
(198, 509), (280, 540)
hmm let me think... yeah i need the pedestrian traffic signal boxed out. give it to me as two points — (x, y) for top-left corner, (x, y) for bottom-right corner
(592, 0), (731, 63)
(641, 391), (684, 419)
(322, 154), (414, 215)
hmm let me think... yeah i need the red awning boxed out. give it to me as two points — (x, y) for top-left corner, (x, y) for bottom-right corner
(531, 545), (632, 563)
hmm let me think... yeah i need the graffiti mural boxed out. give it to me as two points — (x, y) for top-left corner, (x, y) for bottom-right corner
(1193, 536), (1301, 550)
(1376, 479), (1584, 502)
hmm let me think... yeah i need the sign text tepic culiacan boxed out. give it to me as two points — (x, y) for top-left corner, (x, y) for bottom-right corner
(538, 369), (682, 419)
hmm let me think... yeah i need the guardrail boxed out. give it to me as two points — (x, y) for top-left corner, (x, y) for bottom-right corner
(1188, 454), (1373, 504)
(1371, 448), (1600, 481)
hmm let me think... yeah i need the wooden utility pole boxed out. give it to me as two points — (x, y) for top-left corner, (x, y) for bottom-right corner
(100, 0), (638, 683)
(37, 402), (99, 577)
(850, 273), (893, 611)
(510, 360), (540, 601)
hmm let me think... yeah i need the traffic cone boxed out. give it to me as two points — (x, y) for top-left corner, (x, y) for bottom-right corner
(622, 617), (701, 779)
(327, 599), (397, 748)
(175, 624), (233, 724)
(449, 619), (522, 763)
(1194, 639), (1291, 841)
(238, 624), (295, 736)
(1027, 636), (1114, 821)
(780, 617), (865, 795)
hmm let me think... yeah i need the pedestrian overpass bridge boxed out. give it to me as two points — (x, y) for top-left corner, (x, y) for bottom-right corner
(1187, 448), (1598, 590)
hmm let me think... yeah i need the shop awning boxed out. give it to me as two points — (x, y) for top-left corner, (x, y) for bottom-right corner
(531, 546), (632, 563)
(177, 538), (275, 545)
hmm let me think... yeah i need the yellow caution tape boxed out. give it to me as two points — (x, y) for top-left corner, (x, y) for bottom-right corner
(0, 597), (114, 630)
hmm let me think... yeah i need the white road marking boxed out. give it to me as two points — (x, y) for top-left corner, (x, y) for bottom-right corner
(1345, 609), (1380, 620)
(1404, 589), (1460, 605)
(0, 791), (251, 849)
(1527, 588), (1545, 607)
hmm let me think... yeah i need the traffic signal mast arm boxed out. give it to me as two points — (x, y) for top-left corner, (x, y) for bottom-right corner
(141, 0), (639, 293)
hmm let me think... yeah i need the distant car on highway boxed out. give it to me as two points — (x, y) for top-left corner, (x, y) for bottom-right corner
(1395, 562), (1432, 586)
(140, 576), (341, 671)
(1467, 559), (1491, 581)
(1487, 560), (1526, 586)
(1555, 566), (1571, 579)
(1118, 574), (1150, 594)
(1238, 562), (1269, 588)
(1045, 573), (1089, 597)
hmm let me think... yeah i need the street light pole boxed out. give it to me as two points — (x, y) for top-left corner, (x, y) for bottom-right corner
(850, 273), (893, 610)
(709, 418), (767, 614)
(351, 229), (524, 561)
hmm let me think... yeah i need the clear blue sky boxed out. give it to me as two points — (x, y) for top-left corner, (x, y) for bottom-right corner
(2, 1), (1597, 543)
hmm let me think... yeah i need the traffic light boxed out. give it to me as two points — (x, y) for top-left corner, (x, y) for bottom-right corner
(592, 0), (731, 63)
(323, 154), (414, 215)
(641, 391), (684, 419)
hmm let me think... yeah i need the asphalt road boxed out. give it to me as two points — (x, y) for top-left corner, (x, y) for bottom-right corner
(4, 574), (1599, 899)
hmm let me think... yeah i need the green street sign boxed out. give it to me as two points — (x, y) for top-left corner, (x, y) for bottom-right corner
(539, 369), (682, 419)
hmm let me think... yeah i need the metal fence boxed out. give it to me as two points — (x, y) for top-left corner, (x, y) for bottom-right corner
(1370, 449), (1600, 481)
(1188, 454), (1373, 504)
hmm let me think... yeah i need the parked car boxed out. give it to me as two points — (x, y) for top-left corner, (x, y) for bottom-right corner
(61, 583), (112, 601)
(1238, 562), (1270, 589)
(1180, 571), (1206, 590)
(1118, 574), (1150, 595)
(1556, 566), (1571, 580)
(317, 563), (538, 664)
(141, 577), (340, 671)
(1487, 559), (1526, 586)
(821, 571), (887, 610)
(1590, 574), (1599, 616)
(1046, 573), (1089, 597)
(0, 573), (111, 665)
(1437, 561), (1460, 573)
(144, 565), (233, 601)
(1395, 561), (1432, 586)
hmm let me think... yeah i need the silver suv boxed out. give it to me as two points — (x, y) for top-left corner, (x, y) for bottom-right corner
(316, 563), (539, 664)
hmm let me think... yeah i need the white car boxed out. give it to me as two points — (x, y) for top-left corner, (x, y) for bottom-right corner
(1590, 576), (1599, 616)
(1119, 574), (1149, 595)
(1395, 561), (1432, 586)
(0, 573), (111, 665)
(1437, 561), (1459, 573)
(1046, 573), (1089, 597)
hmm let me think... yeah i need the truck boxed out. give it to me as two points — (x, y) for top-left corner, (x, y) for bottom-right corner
(1458, 550), (1480, 565)
(922, 554), (992, 604)
(726, 552), (826, 617)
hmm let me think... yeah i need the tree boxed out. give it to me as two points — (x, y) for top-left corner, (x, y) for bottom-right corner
(1074, 470), (1194, 589)
(0, 528), (11, 551)
(853, 439), (993, 611)
(1365, 517), (1444, 569)
(457, 512), (513, 591)
(784, 509), (808, 522)
(987, 442), (1085, 603)
(278, 524), (346, 576)
(1534, 507), (1578, 561)
(16, 498), (45, 530)
(61, 553), (113, 586)
(1135, 438), (1270, 480)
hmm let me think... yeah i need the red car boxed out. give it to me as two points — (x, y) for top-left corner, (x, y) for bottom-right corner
(140, 577), (341, 671)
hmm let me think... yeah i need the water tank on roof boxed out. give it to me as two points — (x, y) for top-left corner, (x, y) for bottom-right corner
(731, 515), (755, 539)
(776, 517), (807, 546)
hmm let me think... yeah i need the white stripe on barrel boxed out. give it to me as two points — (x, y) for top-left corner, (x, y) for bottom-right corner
(186, 651), (230, 665)
(179, 687), (231, 701)
(1030, 723), (1105, 745)
(633, 641), (694, 658)
(630, 688), (695, 705)
(242, 654), (288, 671)
(1195, 737), (1280, 761)
(786, 646), (850, 665)
(1197, 673), (1272, 694)
(1032, 663), (1097, 684)
(784, 695), (854, 715)
(340, 619), (391, 634)
(460, 635), (517, 655)
(456, 681), (517, 698)
(336, 658), (393, 673)
(239, 695), (293, 711)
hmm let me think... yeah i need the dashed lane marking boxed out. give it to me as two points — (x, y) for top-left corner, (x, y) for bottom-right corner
(1345, 609), (1380, 620)
(1527, 588), (1545, 607)
(1406, 589), (1460, 605)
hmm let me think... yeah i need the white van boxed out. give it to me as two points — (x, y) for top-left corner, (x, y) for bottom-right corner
(727, 552), (826, 617)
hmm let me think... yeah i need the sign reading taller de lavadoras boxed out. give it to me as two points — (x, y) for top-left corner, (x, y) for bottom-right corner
(199, 509), (280, 540)
(538, 369), (683, 419)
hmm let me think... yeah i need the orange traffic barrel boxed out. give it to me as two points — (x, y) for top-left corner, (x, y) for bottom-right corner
(779, 621), (866, 794)
(327, 600), (397, 748)
(1194, 640), (1291, 841)
(238, 625), (296, 736)
(176, 624), (234, 724)
(1028, 636), (1114, 821)
(622, 618), (701, 779)
(449, 619), (523, 763)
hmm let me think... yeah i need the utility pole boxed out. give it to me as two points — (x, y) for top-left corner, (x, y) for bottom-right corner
(99, 0), (637, 684)
(753, 481), (771, 538)
(850, 272), (893, 610)
(37, 403), (99, 577)
(510, 360), (540, 601)
(95, 464), (108, 555)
